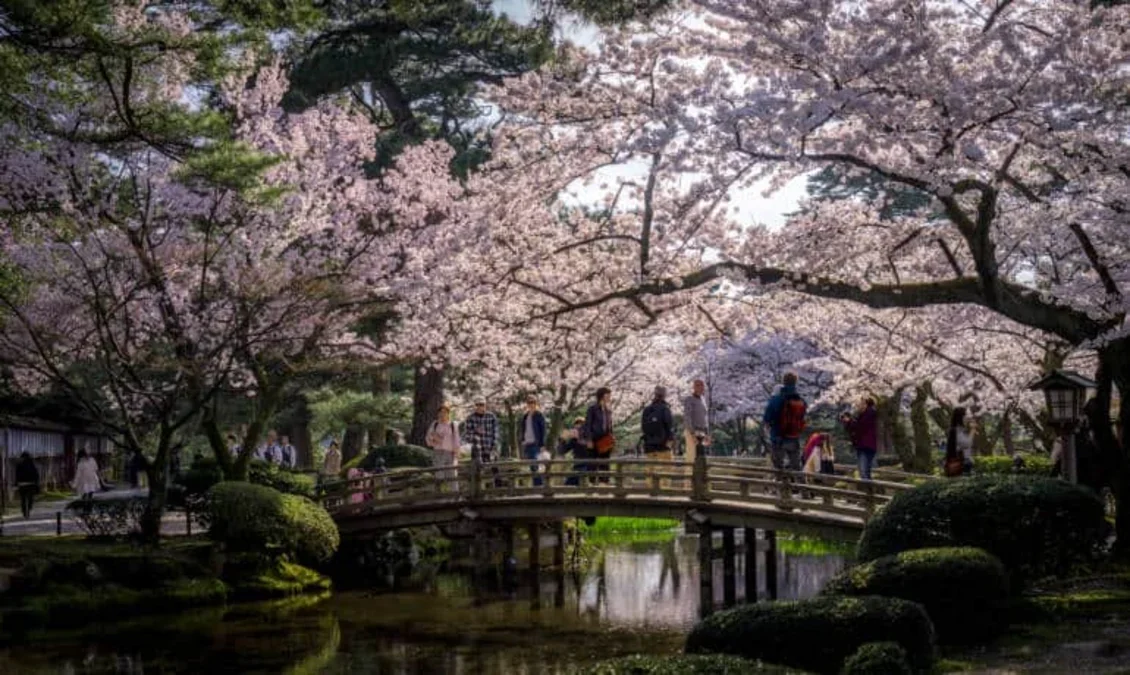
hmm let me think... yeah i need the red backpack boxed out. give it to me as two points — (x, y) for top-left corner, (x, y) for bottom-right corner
(778, 394), (807, 439)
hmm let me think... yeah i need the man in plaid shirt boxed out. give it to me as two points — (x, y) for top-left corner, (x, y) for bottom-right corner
(462, 399), (499, 463)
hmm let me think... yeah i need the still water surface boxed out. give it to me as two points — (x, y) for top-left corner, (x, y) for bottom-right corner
(0, 535), (846, 674)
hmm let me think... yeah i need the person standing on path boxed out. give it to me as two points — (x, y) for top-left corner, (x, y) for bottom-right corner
(15, 452), (39, 518)
(945, 407), (975, 477)
(322, 440), (342, 478)
(426, 404), (462, 487)
(762, 372), (807, 471)
(279, 435), (296, 469)
(72, 449), (102, 502)
(519, 396), (548, 486)
(682, 380), (709, 462)
(841, 398), (879, 480)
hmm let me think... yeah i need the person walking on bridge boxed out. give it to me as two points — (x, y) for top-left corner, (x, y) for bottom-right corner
(642, 387), (676, 461)
(762, 372), (807, 472)
(841, 398), (878, 480)
(682, 379), (710, 462)
(426, 404), (462, 488)
(463, 400), (499, 463)
(582, 387), (615, 483)
(519, 396), (548, 486)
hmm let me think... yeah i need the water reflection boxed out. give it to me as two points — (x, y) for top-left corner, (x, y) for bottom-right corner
(0, 534), (845, 674)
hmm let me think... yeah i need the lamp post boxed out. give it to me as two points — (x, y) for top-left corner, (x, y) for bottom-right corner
(1028, 370), (1096, 484)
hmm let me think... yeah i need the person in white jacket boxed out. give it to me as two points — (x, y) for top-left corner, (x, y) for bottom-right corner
(426, 404), (462, 486)
(72, 449), (102, 501)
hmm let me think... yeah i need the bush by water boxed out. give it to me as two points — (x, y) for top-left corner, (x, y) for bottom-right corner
(685, 596), (935, 674)
(206, 482), (339, 565)
(839, 642), (911, 675)
(823, 547), (1008, 644)
(585, 654), (804, 674)
(857, 475), (1106, 588)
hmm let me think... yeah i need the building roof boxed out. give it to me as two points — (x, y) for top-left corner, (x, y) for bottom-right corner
(1027, 370), (1098, 391)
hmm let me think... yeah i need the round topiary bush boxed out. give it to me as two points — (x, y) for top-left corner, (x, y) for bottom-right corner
(839, 642), (911, 675)
(206, 482), (339, 563)
(858, 475), (1106, 588)
(585, 654), (801, 674)
(345, 444), (433, 471)
(280, 493), (340, 565)
(822, 547), (1009, 644)
(685, 596), (935, 675)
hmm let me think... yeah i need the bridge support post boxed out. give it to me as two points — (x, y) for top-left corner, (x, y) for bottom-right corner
(722, 528), (736, 607)
(528, 523), (541, 574)
(553, 521), (566, 569)
(765, 529), (778, 600)
(503, 524), (515, 567)
(698, 524), (714, 617)
(744, 527), (758, 603)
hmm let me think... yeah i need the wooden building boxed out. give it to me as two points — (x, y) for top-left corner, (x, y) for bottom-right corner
(1, 417), (111, 493)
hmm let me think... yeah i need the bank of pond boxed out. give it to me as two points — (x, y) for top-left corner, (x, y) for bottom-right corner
(1, 474), (1129, 673)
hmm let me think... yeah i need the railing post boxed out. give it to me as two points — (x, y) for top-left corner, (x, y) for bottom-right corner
(470, 459), (482, 501)
(543, 459), (554, 497)
(863, 481), (876, 522)
(692, 452), (708, 502)
(614, 460), (627, 497)
(777, 469), (794, 511)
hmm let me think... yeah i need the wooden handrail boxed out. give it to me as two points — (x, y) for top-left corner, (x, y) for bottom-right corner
(319, 456), (931, 524)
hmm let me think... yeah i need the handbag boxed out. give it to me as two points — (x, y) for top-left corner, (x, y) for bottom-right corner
(594, 434), (615, 456)
(943, 455), (964, 477)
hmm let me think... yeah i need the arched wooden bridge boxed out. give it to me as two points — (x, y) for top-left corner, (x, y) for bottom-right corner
(320, 456), (923, 542)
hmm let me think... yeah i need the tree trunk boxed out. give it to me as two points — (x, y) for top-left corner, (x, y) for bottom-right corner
(369, 367), (392, 448)
(140, 429), (173, 543)
(342, 425), (365, 466)
(878, 388), (910, 467)
(737, 415), (749, 455)
(1095, 339), (1130, 557)
(547, 385), (567, 455)
(289, 396), (314, 470)
(1001, 409), (1015, 456)
(909, 384), (935, 473)
(409, 365), (444, 447)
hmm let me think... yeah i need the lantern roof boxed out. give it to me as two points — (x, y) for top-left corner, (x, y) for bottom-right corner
(1027, 369), (1097, 392)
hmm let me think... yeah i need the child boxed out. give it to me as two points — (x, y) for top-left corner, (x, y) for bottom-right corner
(803, 432), (836, 476)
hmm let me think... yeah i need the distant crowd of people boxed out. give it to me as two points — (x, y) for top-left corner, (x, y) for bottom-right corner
(410, 372), (898, 484)
(224, 429), (298, 468)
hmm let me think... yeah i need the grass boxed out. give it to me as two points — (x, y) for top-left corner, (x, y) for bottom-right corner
(777, 536), (855, 557)
(580, 517), (680, 534)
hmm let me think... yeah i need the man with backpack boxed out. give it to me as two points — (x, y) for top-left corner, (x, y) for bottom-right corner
(641, 387), (676, 460)
(762, 371), (807, 471)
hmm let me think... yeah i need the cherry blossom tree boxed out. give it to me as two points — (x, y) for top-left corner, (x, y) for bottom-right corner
(470, 0), (1130, 547)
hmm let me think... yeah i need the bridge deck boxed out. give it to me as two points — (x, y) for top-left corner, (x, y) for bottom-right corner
(321, 457), (920, 540)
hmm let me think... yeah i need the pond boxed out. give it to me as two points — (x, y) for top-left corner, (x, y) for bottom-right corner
(0, 532), (847, 674)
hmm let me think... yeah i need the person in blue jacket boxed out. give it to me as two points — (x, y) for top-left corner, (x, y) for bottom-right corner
(762, 372), (808, 471)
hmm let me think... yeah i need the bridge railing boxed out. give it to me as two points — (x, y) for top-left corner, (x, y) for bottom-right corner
(320, 456), (916, 523)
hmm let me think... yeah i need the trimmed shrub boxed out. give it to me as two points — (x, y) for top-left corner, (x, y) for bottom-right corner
(858, 475), (1106, 588)
(178, 457), (224, 498)
(248, 460), (316, 498)
(280, 493), (340, 565)
(65, 496), (148, 537)
(685, 596), (935, 675)
(839, 642), (911, 675)
(974, 455), (1053, 476)
(585, 655), (802, 674)
(206, 482), (339, 564)
(345, 444), (433, 471)
(822, 547), (1009, 644)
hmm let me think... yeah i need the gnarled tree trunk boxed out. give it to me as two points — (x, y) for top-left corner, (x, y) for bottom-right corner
(409, 365), (444, 447)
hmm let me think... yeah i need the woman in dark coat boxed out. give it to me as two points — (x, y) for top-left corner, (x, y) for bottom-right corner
(15, 452), (40, 518)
